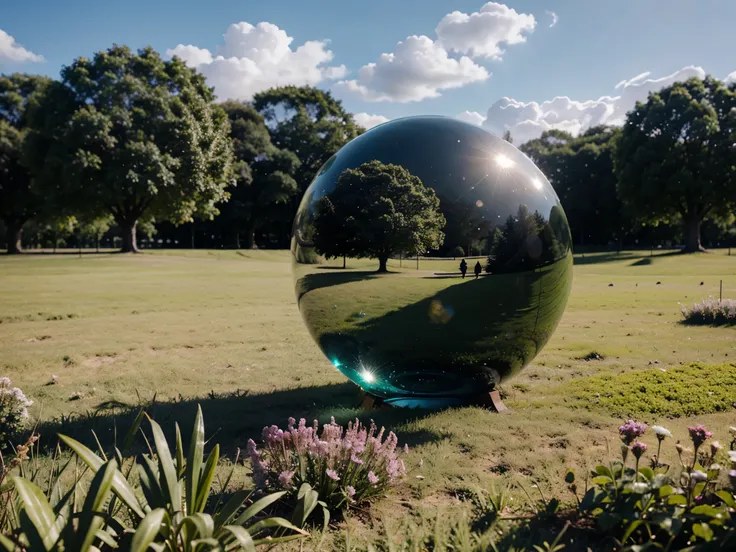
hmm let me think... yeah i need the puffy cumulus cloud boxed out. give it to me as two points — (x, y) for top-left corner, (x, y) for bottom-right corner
(456, 110), (486, 126)
(166, 22), (346, 101)
(354, 112), (390, 129)
(436, 2), (536, 59)
(546, 11), (558, 28)
(336, 35), (488, 103)
(479, 65), (735, 144)
(0, 29), (44, 63)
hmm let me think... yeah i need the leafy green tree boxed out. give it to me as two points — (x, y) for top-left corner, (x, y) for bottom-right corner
(78, 214), (113, 252)
(219, 101), (299, 248)
(24, 45), (234, 253)
(502, 129), (513, 144)
(0, 74), (52, 254)
(253, 86), (361, 191)
(615, 76), (736, 252)
(312, 161), (445, 272)
(522, 126), (626, 247)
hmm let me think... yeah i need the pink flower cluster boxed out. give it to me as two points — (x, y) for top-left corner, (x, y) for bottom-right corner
(619, 420), (647, 445)
(688, 425), (713, 449)
(247, 417), (408, 508)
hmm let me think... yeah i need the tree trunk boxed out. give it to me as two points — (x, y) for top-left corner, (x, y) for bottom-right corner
(683, 216), (705, 253)
(95, 236), (100, 253)
(343, 256), (346, 269)
(5, 220), (24, 254)
(120, 219), (139, 253)
(244, 221), (256, 249)
(378, 256), (388, 273)
(234, 231), (241, 249)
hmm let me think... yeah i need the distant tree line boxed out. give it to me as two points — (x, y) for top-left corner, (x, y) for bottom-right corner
(1, 44), (735, 255)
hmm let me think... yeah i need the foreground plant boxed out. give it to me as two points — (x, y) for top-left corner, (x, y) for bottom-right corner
(568, 421), (736, 549)
(248, 417), (408, 511)
(1, 406), (307, 551)
(0, 378), (32, 449)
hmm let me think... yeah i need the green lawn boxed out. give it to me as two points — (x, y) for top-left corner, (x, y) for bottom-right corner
(1, 249), (735, 549)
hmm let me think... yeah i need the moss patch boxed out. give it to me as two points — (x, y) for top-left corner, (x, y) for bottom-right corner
(562, 362), (736, 418)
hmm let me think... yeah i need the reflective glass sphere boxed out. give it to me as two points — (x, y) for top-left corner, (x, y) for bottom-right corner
(291, 116), (573, 407)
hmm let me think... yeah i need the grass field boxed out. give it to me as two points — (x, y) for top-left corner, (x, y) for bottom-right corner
(1, 249), (735, 548)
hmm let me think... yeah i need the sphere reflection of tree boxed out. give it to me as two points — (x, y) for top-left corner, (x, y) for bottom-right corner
(312, 161), (446, 273)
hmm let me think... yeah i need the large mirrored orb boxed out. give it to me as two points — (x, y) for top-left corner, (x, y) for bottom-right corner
(291, 116), (573, 407)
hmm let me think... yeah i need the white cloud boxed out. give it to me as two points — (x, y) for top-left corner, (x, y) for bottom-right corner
(546, 11), (558, 28)
(725, 71), (736, 85)
(480, 65), (730, 144)
(0, 29), (44, 63)
(166, 22), (346, 101)
(435, 2), (536, 59)
(354, 112), (390, 129)
(336, 35), (489, 103)
(456, 110), (486, 126)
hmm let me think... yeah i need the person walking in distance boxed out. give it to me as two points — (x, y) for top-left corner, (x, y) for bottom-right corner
(459, 258), (468, 279)
(474, 261), (482, 279)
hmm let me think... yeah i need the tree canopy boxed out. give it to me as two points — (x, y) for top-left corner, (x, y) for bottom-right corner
(0, 74), (52, 253)
(312, 160), (446, 272)
(219, 101), (300, 248)
(614, 76), (736, 252)
(24, 45), (234, 252)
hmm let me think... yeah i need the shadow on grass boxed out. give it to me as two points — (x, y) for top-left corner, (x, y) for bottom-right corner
(630, 258), (653, 266)
(36, 382), (449, 457)
(296, 270), (379, 302)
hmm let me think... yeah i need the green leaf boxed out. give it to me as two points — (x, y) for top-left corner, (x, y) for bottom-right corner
(591, 475), (613, 486)
(174, 423), (185, 479)
(178, 513), (215, 541)
(76, 460), (117, 552)
(146, 414), (183, 514)
(690, 505), (723, 518)
(564, 470), (575, 484)
(122, 408), (146, 454)
(657, 485), (673, 498)
(667, 495), (687, 506)
(249, 517), (308, 540)
(186, 405), (205, 515)
(59, 434), (146, 519)
(138, 455), (165, 509)
(292, 483), (319, 528)
(715, 490), (736, 508)
(594, 465), (613, 479)
(692, 522), (714, 542)
(213, 490), (249, 528)
(220, 525), (256, 552)
(622, 519), (645, 543)
(232, 491), (287, 526)
(638, 467), (655, 481)
(130, 508), (165, 552)
(597, 512), (621, 531)
(12, 476), (59, 550)
(0, 533), (18, 552)
(194, 444), (219, 513)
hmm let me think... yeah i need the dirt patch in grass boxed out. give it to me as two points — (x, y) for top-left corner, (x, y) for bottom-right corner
(562, 362), (736, 419)
(81, 355), (118, 368)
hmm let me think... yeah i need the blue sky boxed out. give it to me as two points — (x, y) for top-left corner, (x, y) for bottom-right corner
(2, 1), (735, 141)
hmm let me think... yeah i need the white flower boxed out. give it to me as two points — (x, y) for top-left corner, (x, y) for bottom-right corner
(728, 450), (736, 463)
(691, 471), (708, 483)
(651, 425), (672, 440)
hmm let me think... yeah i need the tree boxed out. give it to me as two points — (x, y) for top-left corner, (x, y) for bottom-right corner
(615, 76), (736, 252)
(253, 87), (361, 191)
(521, 126), (627, 247)
(0, 74), (52, 254)
(502, 130), (513, 144)
(25, 45), (234, 253)
(219, 101), (299, 248)
(312, 161), (445, 272)
(78, 214), (113, 252)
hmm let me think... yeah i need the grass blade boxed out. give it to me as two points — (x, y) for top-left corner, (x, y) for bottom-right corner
(232, 491), (287, 526)
(12, 476), (59, 550)
(194, 444), (219, 513)
(130, 508), (166, 552)
(145, 414), (183, 515)
(186, 405), (205, 514)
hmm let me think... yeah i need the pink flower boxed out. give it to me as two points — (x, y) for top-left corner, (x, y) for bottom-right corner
(619, 420), (647, 445)
(326, 469), (340, 481)
(688, 425), (713, 448)
(629, 441), (648, 459)
(346, 485), (356, 497)
(403, 444), (409, 454)
(368, 471), (379, 485)
(350, 454), (364, 465)
(278, 470), (295, 486)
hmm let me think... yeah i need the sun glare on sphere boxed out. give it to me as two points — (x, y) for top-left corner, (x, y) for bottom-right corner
(360, 369), (375, 383)
(495, 153), (515, 169)
(532, 178), (543, 190)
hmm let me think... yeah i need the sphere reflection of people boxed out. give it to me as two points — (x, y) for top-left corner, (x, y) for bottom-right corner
(460, 259), (468, 279)
(474, 261), (482, 279)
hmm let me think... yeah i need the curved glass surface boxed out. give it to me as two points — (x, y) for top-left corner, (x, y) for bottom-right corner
(292, 116), (573, 406)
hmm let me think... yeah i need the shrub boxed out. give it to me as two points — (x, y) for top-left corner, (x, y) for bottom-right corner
(1, 406), (308, 551)
(681, 297), (736, 325)
(0, 377), (32, 448)
(248, 417), (408, 511)
(564, 362), (736, 418)
(451, 245), (466, 257)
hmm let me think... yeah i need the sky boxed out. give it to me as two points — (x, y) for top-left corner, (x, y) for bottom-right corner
(2, 0), (736, 143)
